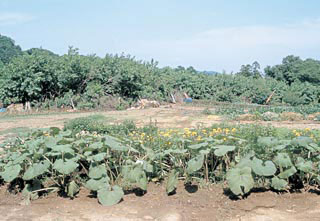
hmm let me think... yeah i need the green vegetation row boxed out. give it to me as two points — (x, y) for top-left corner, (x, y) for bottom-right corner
(0, 116), (320, 205)
(0, 34), (320, 109)
(203, 103), (320, 120)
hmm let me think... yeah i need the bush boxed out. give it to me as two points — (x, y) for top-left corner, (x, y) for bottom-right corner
(64, 115), (108, 133)
(64, 115), (137, 135)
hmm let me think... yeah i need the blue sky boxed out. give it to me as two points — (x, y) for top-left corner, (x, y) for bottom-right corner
(1, 0), (320, 72)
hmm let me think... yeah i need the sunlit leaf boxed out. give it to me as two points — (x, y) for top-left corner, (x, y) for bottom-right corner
(166, 170), (179, 194)
(97, 185), (124, 206)
(186, 154), (204, 174)
(0, 164), (21, 182)
(226, 167), (253, 196)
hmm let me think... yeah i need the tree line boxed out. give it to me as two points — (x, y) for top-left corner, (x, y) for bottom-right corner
(0, 34), (319, 109)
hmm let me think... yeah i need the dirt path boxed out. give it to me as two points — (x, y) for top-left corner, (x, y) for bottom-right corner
(0, 105), (318, 133)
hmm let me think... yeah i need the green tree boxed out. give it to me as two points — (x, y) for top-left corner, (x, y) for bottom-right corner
(237, 61), (262, 78)
(26, 47), (58, 57)
(264, 55), (320, 85)
(0, 53), (59, 105)
(0, 34), (22, 64)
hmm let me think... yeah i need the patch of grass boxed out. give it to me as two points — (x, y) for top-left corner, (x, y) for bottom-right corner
(0, 111), (78, 122)
(202, 107), (214, 115)
(0, 127), (31, 136)
(64, 115), (136, 135)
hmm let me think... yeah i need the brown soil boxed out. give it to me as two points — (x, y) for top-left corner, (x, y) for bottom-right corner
(1, 183), (320, 221)
(0, 105), (318, 134)
(0, 104), (320, 220)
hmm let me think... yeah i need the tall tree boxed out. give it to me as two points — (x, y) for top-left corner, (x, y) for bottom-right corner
(0, 34), (22, 64)
(264, 55), (320, 85)
(237, 61), (262, 78)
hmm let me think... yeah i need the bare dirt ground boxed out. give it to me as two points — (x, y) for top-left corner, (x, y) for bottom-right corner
(0, 104), (320, 220)
(1, 182), (320, 221)
(0, 104), (318, 133)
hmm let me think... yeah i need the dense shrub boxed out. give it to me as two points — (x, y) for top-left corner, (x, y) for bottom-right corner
(64, 115), (137, 135)
(0, 35), (319, 109)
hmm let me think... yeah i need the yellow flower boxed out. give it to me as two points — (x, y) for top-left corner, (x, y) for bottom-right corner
(231, 128), (236, 133)
(191, 131), (197, 136)
(305, 128), (311, 131)
(196, 136), (202, 141)
(223, 138), (227, 141)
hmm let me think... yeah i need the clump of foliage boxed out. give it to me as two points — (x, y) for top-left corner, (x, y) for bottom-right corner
(64, 115), (108, 133)
(0, 34), (320, 109)
(0, 123), (319, 205)
(0, 35), (22, 65)
(64, 115), (137, 135)
(213, 103), (320, 120)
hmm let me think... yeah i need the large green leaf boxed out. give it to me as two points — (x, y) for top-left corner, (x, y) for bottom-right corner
(291, 136), (313, 148)
(89, 142), (103, 150)
(85, 177), (110, 191)
(44, 137), (57, 148)
(226, 167), (254, 196)
(87, 153), (106, 162)
(122, 165), (147, 190)
(188, 142), (208, 150)
(236, 152), (255, 168)
(104, 135), (128, 151)
(23, 161), (50, 180)
(273, 153), (292, 168)
(89, 163), (107, 179)
(186, 154), (204, 174)
(278, 166), (297, 179)
(213, 145), (236, 157)
(257, 137), (279, 147)
(136, 170), (147, 191)
(271, 177), (288, 190)
(50, 144), (74, 154)
(143, 161), (154, 173)
(166, 170), (179, 194)
(12, 154), (27, 164)
(309, 143), (320, 152)
(163, 149), (187, 155)
(251, 157), (276, 176)
(97, 185), (124, 206)
(60, 130), (72, 137)
(53, 159), (78, 175)
(296, 157), (313, 173)
(0, 164), (21, 182)
(273, 145), (287, 151)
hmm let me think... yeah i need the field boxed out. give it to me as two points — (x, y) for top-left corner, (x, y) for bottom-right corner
(0, 104), (320, 221)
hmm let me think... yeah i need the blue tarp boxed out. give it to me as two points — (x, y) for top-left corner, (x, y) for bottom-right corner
(0, 108), (6, 113)
(183, 98), (192, 103)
